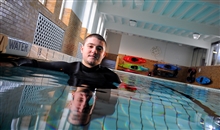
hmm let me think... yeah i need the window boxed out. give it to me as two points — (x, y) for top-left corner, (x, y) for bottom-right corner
(210, 42), (220, 65)
(38, 0), (46, 5)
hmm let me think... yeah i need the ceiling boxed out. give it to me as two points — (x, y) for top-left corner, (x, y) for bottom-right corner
(97, 0), (220, 49)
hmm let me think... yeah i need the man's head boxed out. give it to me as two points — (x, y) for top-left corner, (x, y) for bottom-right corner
(67, 87), (94, 126)
(81, 34), (107, 68)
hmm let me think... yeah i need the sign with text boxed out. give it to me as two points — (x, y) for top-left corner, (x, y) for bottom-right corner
(5, 37), (32, 56)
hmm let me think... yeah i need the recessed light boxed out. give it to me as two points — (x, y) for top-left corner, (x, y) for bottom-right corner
(213, 50), (217, 54)
(193, 33), (200, 40)
(129, 20), (137, 27)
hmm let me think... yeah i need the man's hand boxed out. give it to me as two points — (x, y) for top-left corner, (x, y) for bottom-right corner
(0, 62), (14, 67)
(0, 57), (38, 67)
(12, 58), (37, 66)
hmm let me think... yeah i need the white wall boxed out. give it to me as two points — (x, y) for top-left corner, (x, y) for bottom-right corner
(164, 43), (194, 66)
(106, 32), (121, 54)
(91, 10), (100, 33)
(116, 34), (194, 67)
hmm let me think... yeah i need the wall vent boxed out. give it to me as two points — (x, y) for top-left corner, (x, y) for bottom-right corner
(33, 13), (64, 51)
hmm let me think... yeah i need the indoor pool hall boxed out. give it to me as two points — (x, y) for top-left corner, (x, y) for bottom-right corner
(1, 0), (220, 130)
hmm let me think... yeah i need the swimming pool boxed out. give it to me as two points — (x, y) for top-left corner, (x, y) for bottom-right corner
(0, 66), (219, 130)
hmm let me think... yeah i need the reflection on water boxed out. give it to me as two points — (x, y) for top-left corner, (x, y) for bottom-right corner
(0, 66), (220, 130)
(0, 66), (118, 129)
(0, 80), (116, 129)
(67, 87), (95, 126)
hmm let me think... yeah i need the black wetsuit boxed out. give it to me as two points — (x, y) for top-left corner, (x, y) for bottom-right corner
(25, 60), (121, 88)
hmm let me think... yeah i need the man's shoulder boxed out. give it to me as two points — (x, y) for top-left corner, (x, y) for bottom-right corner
(70, 61), (81, 66)
(99, 65), (113, 72)
(99, 65), (118, 76)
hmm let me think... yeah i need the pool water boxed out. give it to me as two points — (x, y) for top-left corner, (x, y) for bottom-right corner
(0, 66), (220, 130)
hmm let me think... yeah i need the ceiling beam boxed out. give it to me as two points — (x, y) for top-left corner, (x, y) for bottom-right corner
(187, 6), (208, 21)
(178, 3), (196, 19)
(197, 8), (219, 23)
(105, 22), (211, 49)
(158, 0), (170, 15)
(169, 1), (185, 17)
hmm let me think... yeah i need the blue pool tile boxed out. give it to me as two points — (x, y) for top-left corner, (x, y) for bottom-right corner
(141, 109), (153, 119)
(129, 108), (141, 116)
(142, 101), (153, 106)
(177, 114), (190, 120)
(117, 118), (130, 129)
(153, 111), (165, 117)
(155, 125), (168, 130)
(118, 97), (130, 104)
(130, 99), (142, 106)
(151, 98), (162, 104)
(189, 121), (204, 129)
(167, 123), (180, 130)
(153, 115), (166, 124)
(141, 106), (153, 112)
(161, 99), (172, 105)
(163, 105), (175, 111)
(104, 116), (117, 129)
(130, 115), (141, 123)
(142, 119), (155, 129)
(165, 111), (177, 122)
(175, 108), (188, 115)
(88, 117), (104, 130)
(118, 104), (129, 116)
(177, 118), (191, 129)
(129, 120), (143, 129)
(165, 116), (177, 124)
(187, 109), (199, 117)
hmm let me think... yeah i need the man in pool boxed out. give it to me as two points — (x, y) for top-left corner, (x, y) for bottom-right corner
(0, 34), (123, 88)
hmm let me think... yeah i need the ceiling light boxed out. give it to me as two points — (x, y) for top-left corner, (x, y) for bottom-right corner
(193, 33), (200, 40)
(129, 20), (137, 27)
(213, 50), (217, 54)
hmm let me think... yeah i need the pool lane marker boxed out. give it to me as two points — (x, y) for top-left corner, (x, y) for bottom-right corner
(154, 82), (219, 118)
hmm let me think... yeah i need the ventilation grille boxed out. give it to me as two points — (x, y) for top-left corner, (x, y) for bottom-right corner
(33, 13), (64, 51)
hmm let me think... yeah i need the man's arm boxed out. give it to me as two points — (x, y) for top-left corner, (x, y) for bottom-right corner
(0, 57), (73, 73)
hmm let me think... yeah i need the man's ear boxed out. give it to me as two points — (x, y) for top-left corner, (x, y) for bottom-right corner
(80, 45), (84, 53)
(72, 91), (75, 97)
(103, 52), (107, 57)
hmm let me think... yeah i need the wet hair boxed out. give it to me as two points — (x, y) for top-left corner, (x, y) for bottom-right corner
(83, 33), (107, 47)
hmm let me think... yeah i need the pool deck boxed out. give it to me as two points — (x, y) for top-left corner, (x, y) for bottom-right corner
(114, 69), (220, 93)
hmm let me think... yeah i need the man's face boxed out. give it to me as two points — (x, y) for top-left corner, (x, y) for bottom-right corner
(81, 36), (106, 68)
(67, 90), (92, 125)
(70, 91), (90, 113)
